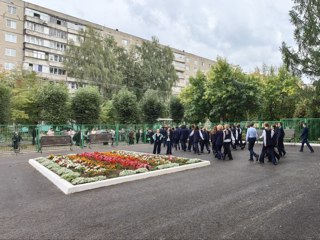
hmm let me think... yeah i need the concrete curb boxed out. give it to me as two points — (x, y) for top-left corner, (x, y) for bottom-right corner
(29, 158), (211, 195)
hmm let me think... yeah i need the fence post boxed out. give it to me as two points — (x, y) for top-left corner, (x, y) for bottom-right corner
(80, 125), (84, 149)
(36, 126), (40, 152)
(115, 124), (119, 146)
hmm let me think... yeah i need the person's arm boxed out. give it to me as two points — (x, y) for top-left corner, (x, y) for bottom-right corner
(199, 131), (204, 140)
(259, 130), (265, 139)
(189, 130), (194, 137)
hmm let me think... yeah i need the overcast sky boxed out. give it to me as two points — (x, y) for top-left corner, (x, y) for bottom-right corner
(26, 0), (295, 73)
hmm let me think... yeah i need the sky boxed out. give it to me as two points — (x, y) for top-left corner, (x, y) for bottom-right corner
(26, 0), (296, 74)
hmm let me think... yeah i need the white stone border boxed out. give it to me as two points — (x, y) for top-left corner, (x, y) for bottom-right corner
(29, 158), (210, 195)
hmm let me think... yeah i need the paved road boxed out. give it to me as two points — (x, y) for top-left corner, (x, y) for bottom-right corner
(0, 144), (319, 239)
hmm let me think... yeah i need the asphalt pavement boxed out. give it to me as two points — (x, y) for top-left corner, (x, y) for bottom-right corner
(0, 143), (319, 240)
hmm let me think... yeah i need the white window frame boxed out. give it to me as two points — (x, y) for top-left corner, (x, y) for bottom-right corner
(5, 62), (15, 70)
(8, 6), (17, 15)
(6, 19), (17, 29)
(5, 33), (17, 43)
(5, 48), (16, 57)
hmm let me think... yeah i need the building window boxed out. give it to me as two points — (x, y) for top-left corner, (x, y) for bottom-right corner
(49, 54), (64, 62)
(38, 65), (43, 72)
(50, 67), (66, 75)
(25, 35), (44, 45)
(69, 82), (77, 89)
(5, 48), (16, 57)
(8, 6), (17, 15)
(5, 62), (15, 70)
(31, 50), (46, 59)
(6, 19), (17, 29)
(25, 22), (46, 33)
(5, 33), (17, 43)
(34, 12), (40, 18)
(49, 28), (67, 39)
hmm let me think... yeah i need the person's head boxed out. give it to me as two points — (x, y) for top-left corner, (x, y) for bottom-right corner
(211, 126), (217, 134)
(302, 123), (307, 128)
(264, 122), (269, 129)
(278, 122), (282, 127)
(224, 124), (230, 130)
(272, 124), (277, 129)
(195, 126), (199, 131)
(250, 122), (254, 127)
(217, 125), (223, 131)
(156, 129), (160, 133)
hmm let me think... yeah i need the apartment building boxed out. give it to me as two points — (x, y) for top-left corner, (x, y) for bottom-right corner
(0, 0), (215, 94)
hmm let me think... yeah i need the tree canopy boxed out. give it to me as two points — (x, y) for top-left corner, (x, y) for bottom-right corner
(71, 86), (102, 124)
(281, 0), (320, 79)
(37, 84), (70, 124)
(112, 88), (139, 124)
(140, 90), (164, 123)
(64, 28), (123, 98)
(0, 82), (11, 124)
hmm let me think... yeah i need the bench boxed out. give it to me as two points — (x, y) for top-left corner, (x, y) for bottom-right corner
(283, 129), (295, 142)
(39, 135), (72, 153)
(88, 133), (112, 148)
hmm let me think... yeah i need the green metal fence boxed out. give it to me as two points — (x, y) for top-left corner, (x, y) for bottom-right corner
(1, 119), (319, 154)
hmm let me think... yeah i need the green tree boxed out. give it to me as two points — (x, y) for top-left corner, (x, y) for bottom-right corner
(140, 90), (164, 123)
(180, 71), (211, 123)
(205, 58), (260, 122)
(257, 66), (302, 120)
(169, 96), (184, 123)
(137, 36), (178, 97)
(64, 27), (123, 98)
(117, 48), (145, 99)
(100, 100), (116, 123)
(37, 84), (69, 124)
(294, 80), (320, 117)
(71, 86), (102, 124)
(0, 83), (11, 124)
(281, 0), (320, 79)
(112, 88), (139, 124)
(9, 70), (42, 124)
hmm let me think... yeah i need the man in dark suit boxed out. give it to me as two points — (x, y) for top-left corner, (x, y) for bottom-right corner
(300, 123), (314, 153)
(179, 125), (189, 151)
(277, 122), (286, 156)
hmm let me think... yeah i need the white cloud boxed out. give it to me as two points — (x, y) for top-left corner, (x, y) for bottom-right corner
(26, 0), (295, 73)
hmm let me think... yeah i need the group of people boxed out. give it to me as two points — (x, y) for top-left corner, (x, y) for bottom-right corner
(151, 124), (244, 158)
(151, 122), (315, 166)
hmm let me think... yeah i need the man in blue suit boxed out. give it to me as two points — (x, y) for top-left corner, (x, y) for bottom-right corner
(299, 123), (314, 153)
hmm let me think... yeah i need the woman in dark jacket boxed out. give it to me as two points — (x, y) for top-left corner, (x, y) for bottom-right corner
(210, 126), (217, 155)
(215, 125), (224, 160)
(166, 127), (174, 155)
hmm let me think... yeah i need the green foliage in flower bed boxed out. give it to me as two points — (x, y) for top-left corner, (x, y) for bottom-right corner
(35, 151), (202, 185)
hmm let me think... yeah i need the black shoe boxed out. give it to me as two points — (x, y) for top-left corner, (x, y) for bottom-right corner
(311, 150), (314, 153)
(299, 150), (303, 152)
(248, 159), (254, 161)
(283, 152), (286, 156)
(229, 158), (233, 160)
(255, 155), (259, 161)
(208, 150), (211, 154)
(273, 162), (278, 165)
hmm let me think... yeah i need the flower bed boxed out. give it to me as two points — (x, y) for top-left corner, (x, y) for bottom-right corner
(34, 151), (203, 185)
